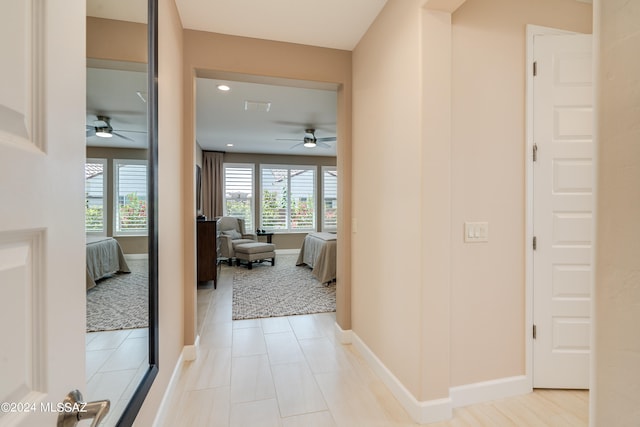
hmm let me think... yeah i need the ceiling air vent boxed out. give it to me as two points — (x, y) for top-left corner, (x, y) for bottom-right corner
(244, 100), (271, 112)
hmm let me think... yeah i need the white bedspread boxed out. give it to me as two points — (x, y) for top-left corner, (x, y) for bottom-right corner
(86, 237), (130, 290)
(296, 232), (337, 283)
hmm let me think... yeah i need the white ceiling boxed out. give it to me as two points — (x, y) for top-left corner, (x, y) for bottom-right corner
(86, 60), (148, 149)
(196, 77), (338, 156)
(86, 0), (388, 156)
(174, 0), (387, 51)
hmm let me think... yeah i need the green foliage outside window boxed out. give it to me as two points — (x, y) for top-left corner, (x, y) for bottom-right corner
(261, 188), (314, 229)
(291, 197), (314, 228)
(85, 204), (103, 232)
(119, 192), (147, 230)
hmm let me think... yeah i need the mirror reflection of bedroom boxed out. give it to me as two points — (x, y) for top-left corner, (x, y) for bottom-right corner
(84, 3), (149, 424)
(195, 75), (338, 332)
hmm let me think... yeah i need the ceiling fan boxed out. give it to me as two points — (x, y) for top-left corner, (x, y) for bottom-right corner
(86, 115), (145, 142)
(276, 128), (336, 149)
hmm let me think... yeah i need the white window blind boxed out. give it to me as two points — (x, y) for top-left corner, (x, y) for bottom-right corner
(114, 159), (148, 235)
(260, 165), (316, 232)
(322, 167), (337, 231)
(85, 159), (106, 234)
(224, 163), (254, 232)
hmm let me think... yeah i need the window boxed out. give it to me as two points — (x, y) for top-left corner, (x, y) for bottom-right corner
(322, 167), (337, 231)
(223, 163), (254, 232)
(260, 165), (316, 232)
(85, 159), (107, 234)
(114, 159), (147, 235)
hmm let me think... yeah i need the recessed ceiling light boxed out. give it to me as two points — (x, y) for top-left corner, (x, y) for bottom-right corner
(217, 84), (231, 92)
(226, 143), (234, 147)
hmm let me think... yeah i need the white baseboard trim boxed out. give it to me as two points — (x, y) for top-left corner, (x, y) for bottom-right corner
(334, 322), (352, 344)
(152, 338), (202, 426)
(182, 335), (200, 361)
(124, 253), (148, 261)
(351, 332), (452, 424)
(450, 375), (531, 408)
(152, 350), (184, 427)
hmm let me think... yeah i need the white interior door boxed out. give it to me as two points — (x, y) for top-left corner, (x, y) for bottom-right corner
(532, 34), (593, 389)
(0, 1), (90, 425)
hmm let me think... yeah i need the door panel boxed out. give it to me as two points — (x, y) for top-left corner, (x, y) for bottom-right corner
(0, 0), (87, 425)
(532, 34), (593, 389)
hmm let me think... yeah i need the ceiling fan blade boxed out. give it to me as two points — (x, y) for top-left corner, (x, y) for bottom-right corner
(274, 120), (335, 131)
(276, 138), (303, 141)
(316, 137), (336, 142)
(113, 129), (147, 134)
(289, 142), (304, 149)
(112, 131), (136, 142)
(316, 141), (331, 148)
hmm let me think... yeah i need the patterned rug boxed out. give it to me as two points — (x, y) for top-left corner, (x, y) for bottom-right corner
(86, 259), (148, 332)
(232, 254), (336, 320)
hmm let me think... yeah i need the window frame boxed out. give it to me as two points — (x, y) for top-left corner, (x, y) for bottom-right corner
(113, 158), (148, 236)
(321, 166), (338, 232)
(259, 164), (317, 233)
(223, 162), (255, 232)
(85, 158), (107, 235)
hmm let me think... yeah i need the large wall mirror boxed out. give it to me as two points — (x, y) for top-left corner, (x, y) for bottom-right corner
(85, 0), (158, 425)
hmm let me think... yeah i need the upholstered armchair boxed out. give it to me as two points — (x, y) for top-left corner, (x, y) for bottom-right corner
(216, 216), (257, 265)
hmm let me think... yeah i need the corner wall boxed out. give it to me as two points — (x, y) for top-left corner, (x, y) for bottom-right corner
(352, 0), (425, 401)
(450, 0), (592, 387)
(352, 0), (592, 421)
(592, 0), (640, 424)
(135, 0), (185, 424)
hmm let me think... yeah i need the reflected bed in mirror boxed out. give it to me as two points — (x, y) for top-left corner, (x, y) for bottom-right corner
(86, 0), (158, 425)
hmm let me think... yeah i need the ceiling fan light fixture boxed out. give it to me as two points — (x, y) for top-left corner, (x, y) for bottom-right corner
(303, 137), (316, 148)
(95, 127), (113, 138)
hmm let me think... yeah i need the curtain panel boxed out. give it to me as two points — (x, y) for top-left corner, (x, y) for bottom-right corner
(202, 151), (224, 219)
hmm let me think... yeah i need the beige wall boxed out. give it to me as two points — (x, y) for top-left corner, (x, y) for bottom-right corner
(352, 0), (592, 405)
(450, 0), (592, 386)
(592, 0), (640, 424)
(220, 152), (337, 249)
(182, 30), (352, 344)
(136, 0), (185, 424)
(87, 17), (147, 62)
(352, 0), (426, 399)
(86, 146), (148, 254)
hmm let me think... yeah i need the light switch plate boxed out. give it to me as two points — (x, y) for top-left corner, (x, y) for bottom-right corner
(464, 222), (489, 243)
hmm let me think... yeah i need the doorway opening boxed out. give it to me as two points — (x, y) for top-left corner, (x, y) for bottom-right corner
(194, 72), (340, 329)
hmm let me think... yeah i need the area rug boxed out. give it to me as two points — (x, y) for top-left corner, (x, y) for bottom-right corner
(86, 259), (148, 332)
(232, 254), (336, 320)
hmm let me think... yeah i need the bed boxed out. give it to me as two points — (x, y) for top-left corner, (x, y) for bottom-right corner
(296, 232), (337, 284)
(86, 236), (130, 290)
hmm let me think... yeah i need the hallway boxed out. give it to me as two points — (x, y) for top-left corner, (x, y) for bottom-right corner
(162, 260), (588, 426)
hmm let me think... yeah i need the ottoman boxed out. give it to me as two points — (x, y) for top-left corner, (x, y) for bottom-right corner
(234, 242), (276, 269)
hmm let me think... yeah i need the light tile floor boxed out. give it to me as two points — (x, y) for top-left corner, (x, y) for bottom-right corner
(85, 328), (148, 426)
(162, 262), (589, 427)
